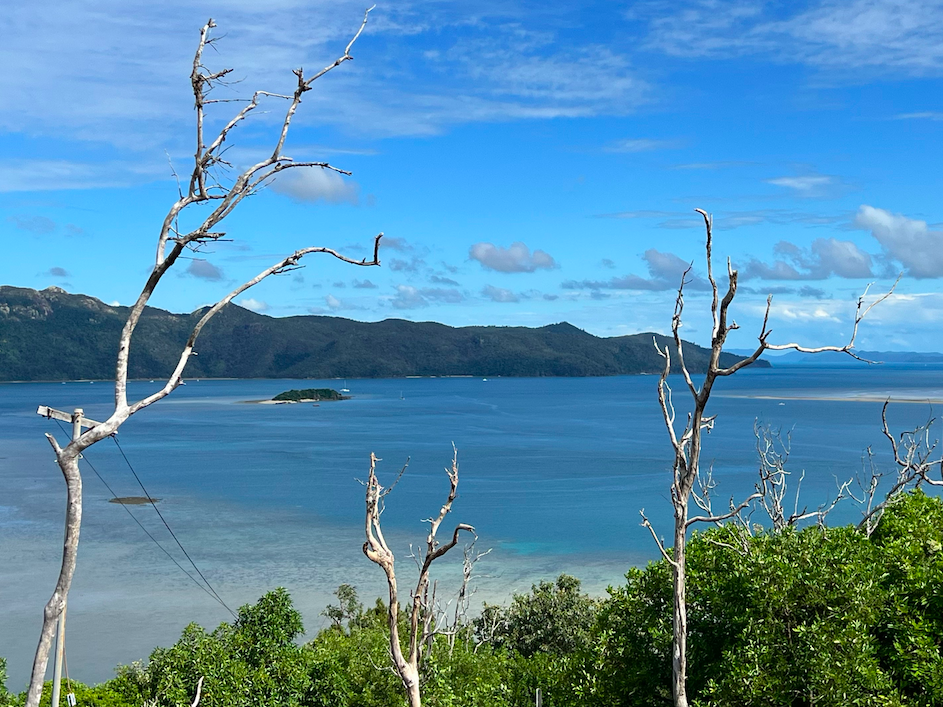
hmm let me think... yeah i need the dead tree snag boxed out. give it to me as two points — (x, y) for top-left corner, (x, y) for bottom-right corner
(363, 446), (474, 707)
(26, 11), (379, 707)
(641, 208), (896, 707)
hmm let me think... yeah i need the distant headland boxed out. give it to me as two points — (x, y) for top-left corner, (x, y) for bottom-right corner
(0, 285), (769, 381)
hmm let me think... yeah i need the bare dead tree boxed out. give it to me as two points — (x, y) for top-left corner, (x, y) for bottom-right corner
(853, 402), (943, 535)
(26, 12), (380, 707)
(753, 422), (853, 531)
(363, 446), (475, 707)
(447, 541), (491, 654)
(639, 208), (896, 707)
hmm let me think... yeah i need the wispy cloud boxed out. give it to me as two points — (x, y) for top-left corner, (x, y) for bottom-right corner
(602, 138), (680, 153)
(0, 158), (165, 192)
(7, 215), (56, 234)
(635, 0), (943, 77)
(894, 111), (943, 120)
(0, 0), (652, 164)
(563, 249), (710, 291)
(597, 208), (845, 229)
(671, 160), (756, 170)
(766, 175), (839, 198)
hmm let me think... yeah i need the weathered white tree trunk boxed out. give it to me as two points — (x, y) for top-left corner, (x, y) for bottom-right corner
(364, 449), (474, 707)
(25, 11), (379, 707)
(643, 208), (896, 707)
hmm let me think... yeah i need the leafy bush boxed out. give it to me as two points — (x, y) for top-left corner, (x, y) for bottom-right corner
(142, 588), (313, 707)
(598, 491), (943, 707)
(11, 492), (941, 707)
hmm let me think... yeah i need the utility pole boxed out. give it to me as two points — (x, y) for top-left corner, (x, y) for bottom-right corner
(37, 405), (101, 707)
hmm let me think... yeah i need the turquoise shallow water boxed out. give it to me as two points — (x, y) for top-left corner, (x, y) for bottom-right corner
(2, 365), (942, 687)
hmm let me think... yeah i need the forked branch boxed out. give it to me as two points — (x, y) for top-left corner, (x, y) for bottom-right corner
(364, 446), (475, 707)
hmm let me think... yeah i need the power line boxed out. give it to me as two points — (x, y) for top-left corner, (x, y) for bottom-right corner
(51, 419), (235, 617)
(110, 434), (235, 617)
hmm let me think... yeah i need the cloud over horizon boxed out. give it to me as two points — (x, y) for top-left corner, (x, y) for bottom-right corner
(470, 241), (557, 273)
(855, 205), (943, 279)
(742, 238), (874, 281)
(563, 249), (709, 291)
(270, 168), (360, 205)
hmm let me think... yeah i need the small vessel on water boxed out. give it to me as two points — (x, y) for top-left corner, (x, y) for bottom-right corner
(340, 379), (350, 393)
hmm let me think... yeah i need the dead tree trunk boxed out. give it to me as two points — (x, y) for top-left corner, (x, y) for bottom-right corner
(641, 208), (896, 707)
(363, 446), (474, 707)
(26, 11), (380, 707)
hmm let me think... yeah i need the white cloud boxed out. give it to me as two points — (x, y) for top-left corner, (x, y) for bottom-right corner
(391, 285), (428, 309)
(742, 237), (874, 280)
(855, 205), (943, 279)
(185, 259), (224, 281)
(482, 285), (519, 303)
(766, 175), (834, 196)
(238, 297), (269, 312)
(270, 168), (359, 205)
(469, 241), (557, 273)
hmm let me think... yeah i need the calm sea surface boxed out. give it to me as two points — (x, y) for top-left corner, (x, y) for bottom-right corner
(2, 365), (943, 687)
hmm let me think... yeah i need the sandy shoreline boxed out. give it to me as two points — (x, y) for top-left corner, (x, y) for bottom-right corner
(720, 394), (943, 404)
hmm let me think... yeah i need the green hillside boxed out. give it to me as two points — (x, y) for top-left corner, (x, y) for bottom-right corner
(0, 285), (768, 381)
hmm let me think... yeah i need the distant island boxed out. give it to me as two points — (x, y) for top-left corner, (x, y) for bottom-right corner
(273, 388), (348, 402)
(0, 285), (769, 380)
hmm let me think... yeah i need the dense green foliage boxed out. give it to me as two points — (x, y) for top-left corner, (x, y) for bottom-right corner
(273, 389), (346, 402)
(598, 491), (943, 706)
(7, 493), (941, 707)
(477, 574), (598, 658)
(0, 286), (764, 380)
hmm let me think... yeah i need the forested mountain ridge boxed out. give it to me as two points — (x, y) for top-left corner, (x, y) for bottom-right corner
(0, 285), (768, 381)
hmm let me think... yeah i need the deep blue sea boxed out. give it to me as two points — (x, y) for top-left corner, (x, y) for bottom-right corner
(2, 365), (943, 687)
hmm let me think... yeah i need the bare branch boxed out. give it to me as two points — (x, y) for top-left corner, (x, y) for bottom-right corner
(686, 492), (761, 528)
(190, 677), (205, 707)
(640, 510), (676, 567)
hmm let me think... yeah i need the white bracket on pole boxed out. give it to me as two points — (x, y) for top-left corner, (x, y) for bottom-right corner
(37, 406), (102, 430)
(37, 404), (103, 707)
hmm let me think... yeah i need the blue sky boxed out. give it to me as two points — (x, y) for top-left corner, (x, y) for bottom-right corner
(2, 0), (942, 351)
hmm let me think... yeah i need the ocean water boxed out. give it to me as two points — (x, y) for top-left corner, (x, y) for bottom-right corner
(2, 365), (943, 688)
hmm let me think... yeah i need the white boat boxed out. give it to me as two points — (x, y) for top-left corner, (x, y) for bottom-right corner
(340, 379), (350, 393)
